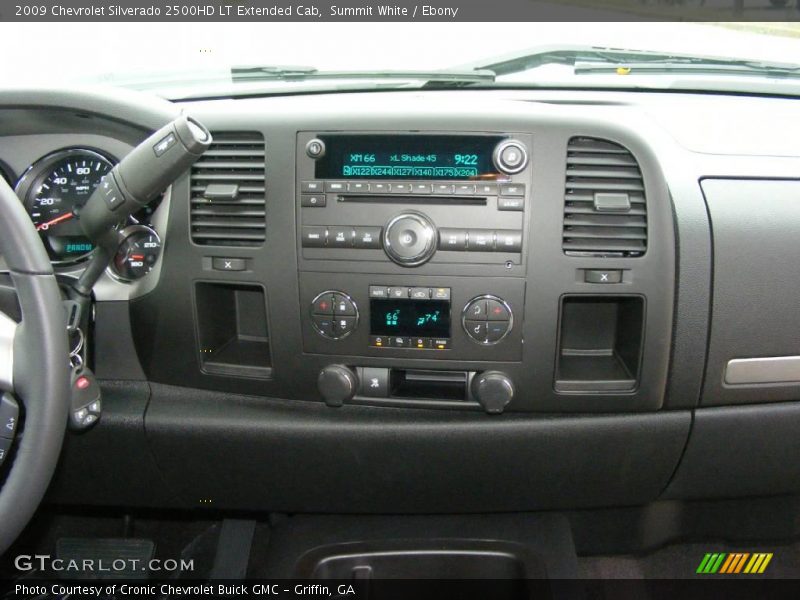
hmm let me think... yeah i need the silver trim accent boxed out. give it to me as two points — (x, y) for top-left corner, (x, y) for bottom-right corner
(0, 310), (17, 393)
(310, 290), (359, 341)
(492, 140), (529, 175)
(383, 211), (436, 267)
(725, 356), (800, 385)
(461, 294), (514, 346)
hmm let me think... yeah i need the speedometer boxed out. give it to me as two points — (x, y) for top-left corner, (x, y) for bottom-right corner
(16, 149), (114, 263)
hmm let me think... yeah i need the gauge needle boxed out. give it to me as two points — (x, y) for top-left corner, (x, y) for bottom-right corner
(36, 212), (74, 231)
(130, 254), (145, 260)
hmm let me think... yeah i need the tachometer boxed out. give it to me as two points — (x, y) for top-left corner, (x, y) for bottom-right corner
(16, 149), (114, 263)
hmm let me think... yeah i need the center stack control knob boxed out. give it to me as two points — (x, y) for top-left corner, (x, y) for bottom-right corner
(383, 211), (437, 267)
(318, 364), (358, 407)
(472, 371), (515, 414)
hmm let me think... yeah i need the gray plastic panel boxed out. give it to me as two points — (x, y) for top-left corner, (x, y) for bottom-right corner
(664, 402), (800, 499)
(702, 179), (800, 406)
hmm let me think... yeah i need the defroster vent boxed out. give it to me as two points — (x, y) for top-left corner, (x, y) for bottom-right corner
(562, 137), (647, 257)
(190, 132), (266, 246)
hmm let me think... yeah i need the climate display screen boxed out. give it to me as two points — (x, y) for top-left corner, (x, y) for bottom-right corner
(369, 299), (451, 338)
(315, 134), (504, 180)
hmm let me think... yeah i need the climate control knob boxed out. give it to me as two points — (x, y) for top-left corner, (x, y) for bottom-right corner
(383, 212), (437, 267)
(472, 371), (515, 414)
(318, 365), (358, 407)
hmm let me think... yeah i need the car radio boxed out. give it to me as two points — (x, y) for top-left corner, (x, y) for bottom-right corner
(296, 132), (531, 267)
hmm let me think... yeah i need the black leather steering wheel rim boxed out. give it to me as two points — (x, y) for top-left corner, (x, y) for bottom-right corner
(0, 176), (70, 554)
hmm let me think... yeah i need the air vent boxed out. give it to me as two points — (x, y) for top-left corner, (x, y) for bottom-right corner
(562, 137), (647, 257)
(190, 132), (265, 246)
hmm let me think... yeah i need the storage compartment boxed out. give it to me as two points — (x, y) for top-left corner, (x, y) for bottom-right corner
(555, 296), (644, 393)
(389, 369), (469, 402)
(194, 282), (272, 378)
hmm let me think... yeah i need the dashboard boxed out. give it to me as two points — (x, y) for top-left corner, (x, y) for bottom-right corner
(1, 86), (800, 513)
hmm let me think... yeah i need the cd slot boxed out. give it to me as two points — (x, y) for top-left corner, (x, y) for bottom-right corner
(338, 195), (487, 206)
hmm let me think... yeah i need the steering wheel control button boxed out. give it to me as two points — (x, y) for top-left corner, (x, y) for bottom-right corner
(0, 393), (19, 439)
(585, 269), (623, 284)
(0, 437), (11, 463)
(305, 138), (326, 159)
(493, 140), (529, 175)
(463, 295), (513, 345)
(383, 212), (437, 266)
(360, 367), (389, 398)
(311, 291), (359, 340)
(438, 228), (468, 251)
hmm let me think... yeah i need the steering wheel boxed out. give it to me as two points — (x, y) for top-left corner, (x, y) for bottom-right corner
(0, 176), (70, 553)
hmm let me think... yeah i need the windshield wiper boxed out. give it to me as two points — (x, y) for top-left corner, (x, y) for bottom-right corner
(468, 44), (800, 79)
(230, 65), (496, 86)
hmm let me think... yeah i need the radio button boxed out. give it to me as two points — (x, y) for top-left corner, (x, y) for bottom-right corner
(391, 182), (412, 194)
(372, 182), (389, 193)
(500, 183), (525, 197)
(312, 293), (335, 315)
(494, 140), (529, 175)
(388, 287), (408, 299)
(325, 181), (346, 193)
(495, 230), (522, 252)
(434, 183), (454, 195)
(302, 226), (327, 248)
(369, 286), (389, 299)
(348, 182), (369, 193)
(456, 184), (476, 195)
(498, 197), (524, 211)
(412, 183), (432, 194)
(487, 299), (511, 321)
(328, 226), (354, 247)
(432, 287), (451, 300)
(465, 299), (488, 319)
(383, 212), (437, 266)
(468, 230), (495, 251)
(301, 180), (324, 193)
(465, 320), (488, 343)
(476, 183), (498, 196)
(438, 228), (468, 251)
(354, 226), (382, 249)
(410, 287), (431, 300)
(301, 194), (326, 207)
(333, 294), (356, 316)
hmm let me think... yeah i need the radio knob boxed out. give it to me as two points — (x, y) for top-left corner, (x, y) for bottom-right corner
(318, 364), (358, 407)
(472, 371), (515, 414)
(383, 212), (437, 267)
(493, 140), (529, 175)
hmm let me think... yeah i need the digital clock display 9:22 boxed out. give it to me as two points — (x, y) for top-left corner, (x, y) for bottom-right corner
(369, 299), (451, 338)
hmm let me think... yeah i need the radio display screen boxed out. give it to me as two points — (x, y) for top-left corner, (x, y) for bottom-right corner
(370, 299), (451, 338)
(315, 134), (505, 180)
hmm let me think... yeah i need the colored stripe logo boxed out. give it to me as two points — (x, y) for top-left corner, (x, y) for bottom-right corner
(697, 552), (773, 574)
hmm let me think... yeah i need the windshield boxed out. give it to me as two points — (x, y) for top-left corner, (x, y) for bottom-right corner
(2, 22), (800, 98)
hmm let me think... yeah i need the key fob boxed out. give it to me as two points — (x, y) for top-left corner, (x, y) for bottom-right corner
(69, 366), (102, 431)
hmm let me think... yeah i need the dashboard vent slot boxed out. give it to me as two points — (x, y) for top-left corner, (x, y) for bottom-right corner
(562, 137), (647, 257)
(190, 132), (265, 246)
